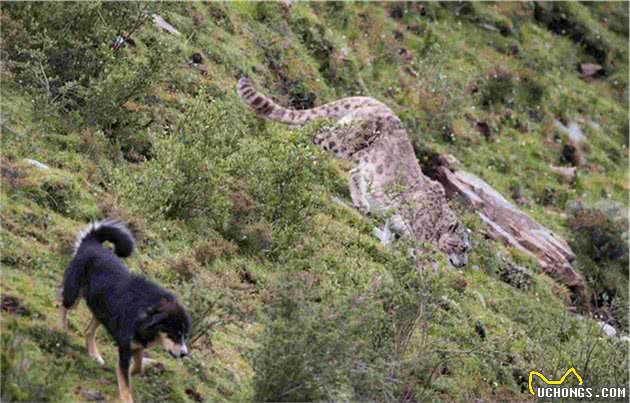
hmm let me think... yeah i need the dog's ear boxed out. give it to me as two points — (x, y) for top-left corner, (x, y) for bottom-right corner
(139, 306), (168, 332)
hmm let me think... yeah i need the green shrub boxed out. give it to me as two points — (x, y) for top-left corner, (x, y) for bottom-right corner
(193, 238), (238, 266)
(533, 2), (614, 70)
(252, 271), (390, 401)
(477, 69), (512, 108)
(252, 248), (450, 401)
(1, 322), (71, 402)
(112, 93), (249, 228)
(567, 200), (629, 329)
(1, 1), (170, 157)
(223, 122), (340, 255)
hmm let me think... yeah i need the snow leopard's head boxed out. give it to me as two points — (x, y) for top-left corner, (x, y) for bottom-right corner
(438, 222), (471, 268)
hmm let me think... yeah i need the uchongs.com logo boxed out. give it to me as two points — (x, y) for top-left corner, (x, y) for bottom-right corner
(528, 367), (627, 400)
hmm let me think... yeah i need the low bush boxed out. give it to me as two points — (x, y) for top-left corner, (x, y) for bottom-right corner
(111, 93), (247, 229)
(476, 67), (546, 111)
(252, 246), (450, 401)
(1, 322), (71, 402)
(1, 2), (170, 158)
(252, 271), (390, 401)
(567, 200), (629, 329)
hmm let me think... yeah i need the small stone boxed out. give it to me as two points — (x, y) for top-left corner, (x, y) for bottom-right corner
(554, 119), (586, 144)
(23, 159), (49, 170)
(80, 389), (105, 401)
(480, 23), (499, 32)
(549, 165), (577, 183)
(153, 14), (181, 36)
(579, 63), (603, 78)
(599, 322), (617, 337)
(444, 154), (460, 168)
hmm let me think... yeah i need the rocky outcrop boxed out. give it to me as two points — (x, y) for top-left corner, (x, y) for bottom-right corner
(432, 163), (586, 294)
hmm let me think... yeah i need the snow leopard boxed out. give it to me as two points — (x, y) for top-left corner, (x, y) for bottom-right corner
(238, 77), (471, 267)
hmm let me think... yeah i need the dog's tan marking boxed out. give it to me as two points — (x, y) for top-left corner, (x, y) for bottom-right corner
(85, 316), (105, 365)
(59, 306), (69, 329)
(117, 365), (133, 403)
(160, 332), (175, 351)
(131, 349), (144, 375)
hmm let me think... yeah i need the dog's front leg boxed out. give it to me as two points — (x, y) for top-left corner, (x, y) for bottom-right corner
(131, 348), (144, 375)
(59, 306), (69, 330)
(117, 346), (133, 403)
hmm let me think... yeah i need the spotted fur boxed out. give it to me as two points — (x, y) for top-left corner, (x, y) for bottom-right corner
(237, 77), (471, 266)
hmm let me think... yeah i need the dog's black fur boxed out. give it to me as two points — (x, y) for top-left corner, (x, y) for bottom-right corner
(61, 219), (191, 402)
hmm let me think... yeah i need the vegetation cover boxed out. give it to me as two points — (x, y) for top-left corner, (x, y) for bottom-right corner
(1, 2), (628, 401)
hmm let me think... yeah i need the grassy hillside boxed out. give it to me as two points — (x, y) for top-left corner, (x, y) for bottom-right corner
(1, 2), (628, 401)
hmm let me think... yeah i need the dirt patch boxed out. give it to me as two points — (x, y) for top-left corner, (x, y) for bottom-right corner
(1, 294), (31, 316)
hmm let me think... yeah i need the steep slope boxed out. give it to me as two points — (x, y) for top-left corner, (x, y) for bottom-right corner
(1, 2), (628, 401)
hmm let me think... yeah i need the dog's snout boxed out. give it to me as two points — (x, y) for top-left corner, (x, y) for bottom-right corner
(168, 343), (188, 358)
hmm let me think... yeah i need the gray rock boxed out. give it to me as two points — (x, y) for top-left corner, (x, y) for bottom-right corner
(153, 14), (181, 36)
(434, 167), (586, 294)
(554, 119), (586, 144)
(586, 119), (601, 131)
(579, 63), (603, 78)
(549, 165), (576, 183)
(79, 389), (105, 401)
(23, 159), (49, 170)
(599, 322), (617, 338)
(480, 23), (499, 32)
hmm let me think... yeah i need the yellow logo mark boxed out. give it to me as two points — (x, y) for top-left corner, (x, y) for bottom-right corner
(528, 367), (583, 395)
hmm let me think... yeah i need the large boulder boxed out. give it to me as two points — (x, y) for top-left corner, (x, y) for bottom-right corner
(433, 165), (586, 295)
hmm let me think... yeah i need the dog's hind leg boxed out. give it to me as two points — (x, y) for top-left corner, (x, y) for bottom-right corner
(86, 316), (105, 366)
(59, 292), (80, 330)
(117, 346), (134, 403)
(60, 258), (86, 329)
(59, 306), (69, 330)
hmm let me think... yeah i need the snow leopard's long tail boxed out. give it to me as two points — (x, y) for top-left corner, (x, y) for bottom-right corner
(237, 77), (370, 125)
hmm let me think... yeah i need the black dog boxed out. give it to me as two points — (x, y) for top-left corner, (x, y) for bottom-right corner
(60, 219), (191, 403)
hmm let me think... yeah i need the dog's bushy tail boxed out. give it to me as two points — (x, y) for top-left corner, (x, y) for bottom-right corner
(74, 219), (135, 258)
(62, 220), (135, 309)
